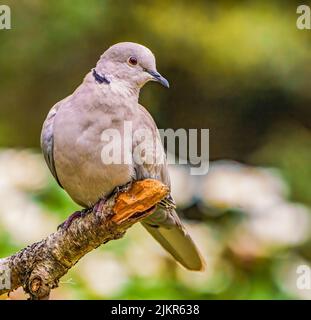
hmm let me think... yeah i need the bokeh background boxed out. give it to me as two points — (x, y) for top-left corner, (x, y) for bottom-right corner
(1, 0), (311, 299)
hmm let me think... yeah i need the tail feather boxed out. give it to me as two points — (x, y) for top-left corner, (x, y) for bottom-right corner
(142, 215), (206, 271)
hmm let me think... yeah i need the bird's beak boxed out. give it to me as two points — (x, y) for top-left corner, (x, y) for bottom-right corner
(146, 69), (170, 88)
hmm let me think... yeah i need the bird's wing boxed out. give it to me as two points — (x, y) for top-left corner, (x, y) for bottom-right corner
(135, 104), (205, 271)
(40, 101), (64, 188)
(134, 104), (170, 184)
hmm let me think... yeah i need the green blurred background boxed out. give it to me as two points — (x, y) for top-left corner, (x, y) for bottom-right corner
(0, 0), (311, 299)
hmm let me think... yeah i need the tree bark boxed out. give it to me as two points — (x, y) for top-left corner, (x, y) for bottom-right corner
(0, 179), (169, 300)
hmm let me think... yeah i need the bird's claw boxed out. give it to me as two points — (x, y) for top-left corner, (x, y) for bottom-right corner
(92, 198), (107, 214)
(57, 208), (90, 231)
(113, 182), (131, 196)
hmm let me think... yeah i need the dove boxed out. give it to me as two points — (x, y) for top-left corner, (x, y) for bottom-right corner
(41, 42), (205, 271)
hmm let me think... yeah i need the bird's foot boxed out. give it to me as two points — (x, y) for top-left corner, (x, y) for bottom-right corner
(92, 198), (107, 214)
(112, 182), (132, 196)
(58, 198), (108, 231)
(57, 208), (90, 231)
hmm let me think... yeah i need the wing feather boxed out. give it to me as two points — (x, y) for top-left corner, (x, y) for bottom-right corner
(41, 102), (63, 187)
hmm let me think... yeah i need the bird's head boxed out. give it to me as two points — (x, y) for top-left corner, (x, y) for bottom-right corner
(95, 42), (169, 90)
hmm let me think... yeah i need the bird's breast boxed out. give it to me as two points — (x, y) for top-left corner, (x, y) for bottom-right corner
(52, 103), (135, 207)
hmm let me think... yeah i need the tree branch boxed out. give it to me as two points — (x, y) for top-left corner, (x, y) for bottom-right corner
(0, 179), (169, 300)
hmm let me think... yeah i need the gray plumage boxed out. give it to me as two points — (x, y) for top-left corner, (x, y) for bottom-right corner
(41, 42), (205, 271)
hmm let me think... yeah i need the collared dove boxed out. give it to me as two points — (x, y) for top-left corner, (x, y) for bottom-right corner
(41, 42), (205, 271)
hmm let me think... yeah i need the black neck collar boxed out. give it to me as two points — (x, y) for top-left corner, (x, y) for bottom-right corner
(92, 69), (110, 84)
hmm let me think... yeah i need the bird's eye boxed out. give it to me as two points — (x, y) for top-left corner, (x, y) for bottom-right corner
(128, 56), (138, 66)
